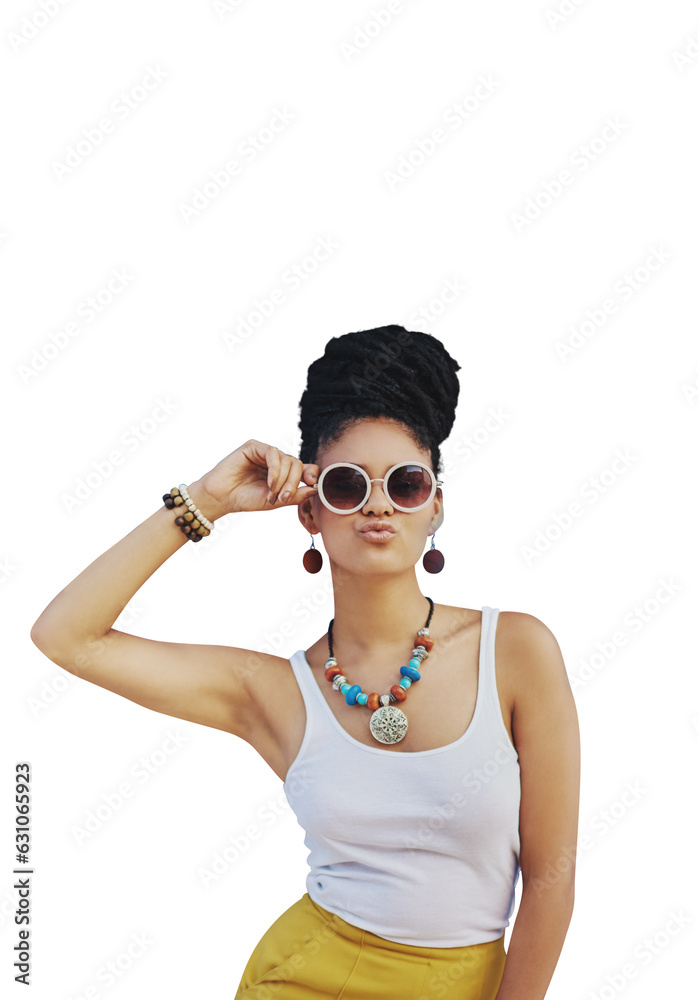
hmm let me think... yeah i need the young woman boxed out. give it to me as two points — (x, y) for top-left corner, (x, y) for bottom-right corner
(31, 325), (580, 1000)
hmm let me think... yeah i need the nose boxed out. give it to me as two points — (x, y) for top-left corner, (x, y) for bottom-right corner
(362, 478), (393, 516)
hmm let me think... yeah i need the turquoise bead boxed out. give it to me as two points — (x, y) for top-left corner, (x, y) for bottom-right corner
(409, 657), (421, 670)
(340, 683), (350, 695)
(357, 692), (368, 705)
(401, 665), (421, 681)
(345, 684), (362, 705)
(399, 677), (411, 689)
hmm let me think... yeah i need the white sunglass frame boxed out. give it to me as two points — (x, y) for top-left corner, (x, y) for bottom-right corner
(316, 461), (444, 514)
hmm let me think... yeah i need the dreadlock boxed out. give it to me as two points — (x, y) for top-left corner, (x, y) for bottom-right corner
(297, 325), (461, 478)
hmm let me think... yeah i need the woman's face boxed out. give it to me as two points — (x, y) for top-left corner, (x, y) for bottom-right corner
(298, 418), (443, 576)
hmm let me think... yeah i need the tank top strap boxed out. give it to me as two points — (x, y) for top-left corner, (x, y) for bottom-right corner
(288, 649), (322, 706)
(287, 648), (333, 739)
(477, 605), (501, 722)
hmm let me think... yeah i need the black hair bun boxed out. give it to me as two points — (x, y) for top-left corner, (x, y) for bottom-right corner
(298, 324), (461, 477)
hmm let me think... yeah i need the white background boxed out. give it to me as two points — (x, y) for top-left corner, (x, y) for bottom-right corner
(3, 1), (697, 998)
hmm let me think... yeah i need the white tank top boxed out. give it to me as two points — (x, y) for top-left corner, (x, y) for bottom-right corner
(283, 606), (521, 948)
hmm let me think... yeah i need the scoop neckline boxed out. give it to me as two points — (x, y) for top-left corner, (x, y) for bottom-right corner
(291, 607), (488, 761)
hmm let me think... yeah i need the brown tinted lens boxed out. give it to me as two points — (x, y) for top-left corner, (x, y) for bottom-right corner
(322, 466), (367, 509)
(386, 465), (432, 507)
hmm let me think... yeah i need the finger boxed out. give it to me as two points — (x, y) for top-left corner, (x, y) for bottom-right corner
(288, 482), (319, 505)
(276, 458), (309, 504)
(268, 453), (293, 504)
(303, 464), (320, 486)
(265, 446), (281, 495)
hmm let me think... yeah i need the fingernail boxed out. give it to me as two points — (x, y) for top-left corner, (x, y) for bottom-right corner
(280, 491), (291, 503)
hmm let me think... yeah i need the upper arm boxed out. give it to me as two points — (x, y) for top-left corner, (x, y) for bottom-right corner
(502, 611), (581, 898)
(30, 626), (270, 739)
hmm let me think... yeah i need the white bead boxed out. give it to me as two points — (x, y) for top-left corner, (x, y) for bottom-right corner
(177, 484), (213, 530)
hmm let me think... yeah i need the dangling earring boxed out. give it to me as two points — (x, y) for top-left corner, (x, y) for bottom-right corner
(423, 531), (444, 573)
(303, 533), (323, 573)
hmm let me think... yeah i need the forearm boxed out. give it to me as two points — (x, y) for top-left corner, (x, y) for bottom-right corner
(495, 882), (574, 1000)
(30, 479), (223, 653)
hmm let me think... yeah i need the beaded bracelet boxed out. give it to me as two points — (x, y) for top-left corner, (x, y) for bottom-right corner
(162, 485), (214, 542)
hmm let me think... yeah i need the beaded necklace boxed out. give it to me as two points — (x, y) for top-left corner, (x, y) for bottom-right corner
(323, 597), (435, 744)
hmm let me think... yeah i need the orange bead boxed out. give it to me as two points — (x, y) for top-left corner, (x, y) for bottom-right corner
(390, 685), (407, 702)
(367, 693), (381, 710)
(415, 635), (434, 651)
(324, 666), (342, 681)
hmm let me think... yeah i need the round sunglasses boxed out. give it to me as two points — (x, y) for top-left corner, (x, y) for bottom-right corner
(316, 461), (443, 514)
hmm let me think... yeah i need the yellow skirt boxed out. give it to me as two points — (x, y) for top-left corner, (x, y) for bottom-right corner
(234, 892), (507, 1000)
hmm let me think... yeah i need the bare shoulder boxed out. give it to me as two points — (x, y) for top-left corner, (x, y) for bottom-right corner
(495, 610), (574, 704)
(497, 609), (562, 644)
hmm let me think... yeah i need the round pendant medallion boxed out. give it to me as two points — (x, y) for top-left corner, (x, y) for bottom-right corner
(370, 706), (408, 744)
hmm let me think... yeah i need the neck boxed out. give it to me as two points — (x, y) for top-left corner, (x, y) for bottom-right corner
(326, 566), (433, 658)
